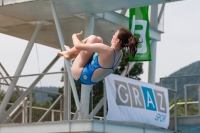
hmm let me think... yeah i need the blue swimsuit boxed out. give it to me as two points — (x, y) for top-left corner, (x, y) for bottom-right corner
(77, 48), (122, 85)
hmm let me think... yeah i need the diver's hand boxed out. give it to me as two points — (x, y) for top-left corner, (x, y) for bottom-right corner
(72, 31), (83, 38)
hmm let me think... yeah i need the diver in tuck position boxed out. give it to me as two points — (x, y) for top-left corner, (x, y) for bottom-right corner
(58, 28), (139, 85)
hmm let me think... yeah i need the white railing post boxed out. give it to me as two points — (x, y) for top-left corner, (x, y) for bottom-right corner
(60, 96), (63, 121)
(198, 85), (200, 115)
(51, 110), (54, 122)
(174, 79), (178, 132)
(29, 91), (32, 123)
(184, 85), (187, 116)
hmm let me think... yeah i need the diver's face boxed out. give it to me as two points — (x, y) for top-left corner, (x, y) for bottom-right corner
(111, 30), (119, 44)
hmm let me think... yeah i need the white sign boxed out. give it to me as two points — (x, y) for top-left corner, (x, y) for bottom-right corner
(105, 74), (169, 129)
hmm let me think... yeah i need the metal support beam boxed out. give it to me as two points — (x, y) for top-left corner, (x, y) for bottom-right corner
(0, 63), (21, 95)
(158, 3), (165, 25)
(0, 72), (21, 96)
(38, 95), (62, 122)
(67, 79), (71, 120)
(11, 109), (22, 123)
(22, 98), (28, 123)
(87, 98), (104, 119)
(0, 22), (43, 118)
(51, 110), (54, 121)
(103, 80), (107, 132)
(120, 8), (127, 15)
(29, 91), (32, 123)
(72, 110), (79, 120)
(148, 5), (158, 84)
(184, 85), (187, 116)
(148, 40), (157, 84)
(95, 12), (163, 41)
(198, 86), (200, 115)
(8, 97), (27, 119)
(60, 96), (63, 121)
(174, 79), (178, 132)
(121, 62), (135, 77)
(0, 76), (1, 90)
(63, 62), (71, 120)
(0, 55), (60, 124)
(79, 15), (94, 119)
(50, 0), (81, 117)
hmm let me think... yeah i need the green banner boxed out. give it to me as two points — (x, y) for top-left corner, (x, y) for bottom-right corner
(129, 6), (151, 61)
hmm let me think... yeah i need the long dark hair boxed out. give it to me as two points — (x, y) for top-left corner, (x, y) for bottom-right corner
(117, 28), (140, 58)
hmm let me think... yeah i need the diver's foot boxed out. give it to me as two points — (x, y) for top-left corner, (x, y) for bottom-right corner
(58, 45), (79, 61)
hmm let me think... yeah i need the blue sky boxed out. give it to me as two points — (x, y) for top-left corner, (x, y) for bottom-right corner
(0, 0), (200, 83)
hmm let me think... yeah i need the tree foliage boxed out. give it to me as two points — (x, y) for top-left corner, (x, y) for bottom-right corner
(169, 99), (198, 116)
(113, 49), (143, 80)
(0, 90), (5, 102)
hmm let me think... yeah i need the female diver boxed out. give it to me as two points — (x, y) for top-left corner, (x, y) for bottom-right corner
(58, 28), (139, 85)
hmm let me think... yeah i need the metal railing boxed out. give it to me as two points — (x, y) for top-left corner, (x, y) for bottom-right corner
(160, 74), (200, 131)
(0, 71), (66, 123)
(1, 62), (200, 131)
(0, 69), (105, 124)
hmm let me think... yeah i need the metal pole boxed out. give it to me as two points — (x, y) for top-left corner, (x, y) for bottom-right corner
(87, 98), (104, 119)
(120, 8), (127, 15)
(38, 95), (62, 122)
(158, 3), (165, 24)
(198, 85), (200, 115)
(72, 110), (78, 120)
(103, 80), (107, 132)
(80, 15), (94, 119)
(148, 40), (157, 84)
(8, 97), (27, 118)
(174, 78), (178, 132)
(11, 109), (22, 123)
(29, 91), (32, 123)
(22, 100), (25, 123)
(0, 55), (60, 123)
(0, 22), (43, 117)
(22, 98), (28, 123)
(0, 63), (22, 95)
(24, 99), (28, 123)
(121, 62), (135, 76)
(68, 72), (71, 120)
(63, 62), (69, 120)
(51, 110), (54, 121)
(0, 78), (1, 91)
(148, 5), (158, 84)
(60, 96), (63, 121)
(160, 78), (163, 86)
(50, 0), (81, 116)
(184, 85), (187, 116)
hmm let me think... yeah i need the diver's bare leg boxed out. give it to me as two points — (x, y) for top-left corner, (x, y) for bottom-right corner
(71, 35), (103, 80)
(58, 46), (80, 61)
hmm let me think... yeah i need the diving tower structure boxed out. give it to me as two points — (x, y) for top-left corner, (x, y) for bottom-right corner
(1, 0), (200, 133)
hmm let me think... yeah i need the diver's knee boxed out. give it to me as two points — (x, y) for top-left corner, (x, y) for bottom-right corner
(96, 36), (103, 43)
(88, 35), (97, 40)
(87, 35), (99, 43)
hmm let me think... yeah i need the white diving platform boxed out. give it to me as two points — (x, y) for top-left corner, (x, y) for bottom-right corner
(0, 120), (174, 133)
